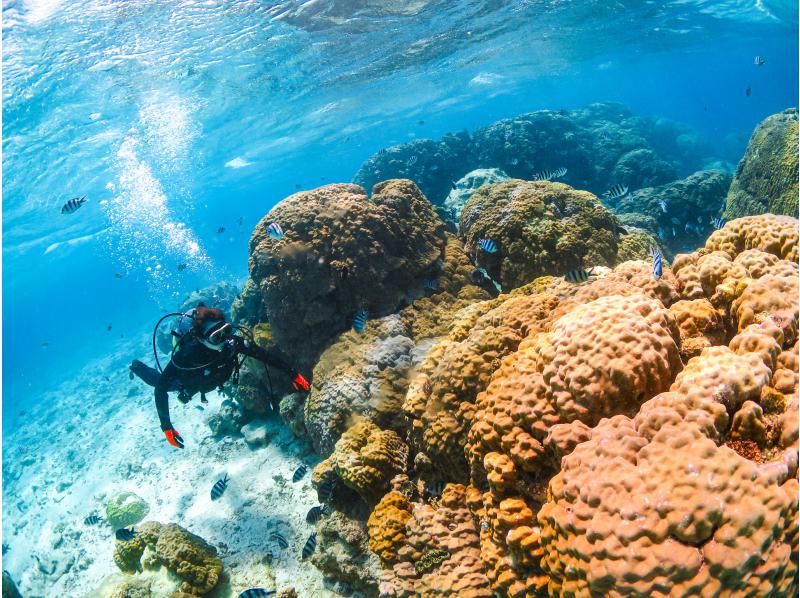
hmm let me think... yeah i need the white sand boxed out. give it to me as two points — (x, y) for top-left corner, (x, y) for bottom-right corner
(2, 337), (340, 597)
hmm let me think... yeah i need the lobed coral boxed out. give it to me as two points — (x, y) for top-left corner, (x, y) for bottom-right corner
(105, 491), (150, 530)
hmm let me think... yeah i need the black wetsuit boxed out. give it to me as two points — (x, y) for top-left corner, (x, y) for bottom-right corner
(131, 334), (294, 432)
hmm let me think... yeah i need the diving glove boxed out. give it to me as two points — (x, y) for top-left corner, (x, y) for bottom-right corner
(164, 428), (185, 449)
(292, 372), (310, 392)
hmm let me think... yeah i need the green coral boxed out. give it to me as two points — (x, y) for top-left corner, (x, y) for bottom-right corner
(725, 108), (799, 219)
(106, 491), (150, 529)
(252, 322), (274, 347)
(460, 180), (620, 290)
(413, 548), (450, 574)
(616, 230), (661, 262)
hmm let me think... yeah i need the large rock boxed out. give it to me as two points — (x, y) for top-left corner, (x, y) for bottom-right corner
(241, 419), (270, 447)
(247, 180), (445, 370)
(725, 108), (799, 219)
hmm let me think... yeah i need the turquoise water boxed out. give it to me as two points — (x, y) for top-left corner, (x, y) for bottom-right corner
(1, 2), (798, 594)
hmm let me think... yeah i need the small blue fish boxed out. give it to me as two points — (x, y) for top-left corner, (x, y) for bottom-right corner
(711, 216), (725, 230)
(603, 184), (628, 201)
(478, 239), (498, 254)
(84, 514), (103, 526)
(239, 589), (276, 598)
(754, 55), (765, 66)
(211, 474), (229, 501)
(352, 309), (368, 333)
(423, 278), (438, 291)
(301, 532), (317, 560)
(266, 222), (284, 240)
(650, 246), (663, 280)
(270, 531), (289, 550)
(670, 217), (681, 225)
(61, 195), (87, 214)
(659, 200), (668, 213)
(115, 528), (137, 542)
(292, 464), (308, 482)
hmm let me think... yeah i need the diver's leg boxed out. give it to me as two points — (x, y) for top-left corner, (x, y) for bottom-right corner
(129, 360), (162, 387)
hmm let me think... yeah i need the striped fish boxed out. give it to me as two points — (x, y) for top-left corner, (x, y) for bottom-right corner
(408, 155), (418, 166)
(306, 504), (331, 524)
(301, 532), (317, 560)
(319, 476), (336, 503)
(711, 216), (725, 230)
(292, 464), (308, 482)
(61, 195), (87, 214)
(115, 528), (137, 542)
(211, 474), (229, 500)
(84, 514), (103, 526)
(564, 268), (593, 284)
(270, 531), (288, 550)
(532, 167), (567, 181)
(649, 246), (663, 280)
(425, 480), (446, 497)
(477, 238), (498, 254)
(603, 184), (628, 201)
(238, 589), (276, 598)
(352, 309), (368, 333)
(754, 55), (765, 66)
(266, 222), (284, 240)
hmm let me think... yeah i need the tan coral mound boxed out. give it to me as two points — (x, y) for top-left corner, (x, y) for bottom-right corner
(467, 293), (682, 481)
(112, 522), (222, 596)
(669, 298), (727, 359)
(368, 491), (413, 566)
(317, 420), (409, 506)
(375, 484), (493, 597)
(732, 270), (799, 345)
(705, 213), (798, 261)
(538, 415), (798, 597)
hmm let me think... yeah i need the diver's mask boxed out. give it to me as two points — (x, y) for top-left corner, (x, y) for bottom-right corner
(199, 320), (232, 352)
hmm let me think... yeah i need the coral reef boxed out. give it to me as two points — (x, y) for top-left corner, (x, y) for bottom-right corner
(459, 179), (621, 289)
(615, 169), (731, 253)
(442, 168), (509, 223)
(105, 491), (150, 530)
(207, 398), (245, 437)
(317, 420), (409, 506)
(279, 392), (307, 437)
(247, 180), (445, 370)
(725, 108), (799, 219)
(313, 512), (382, 597)
(112, 522), (222, 596)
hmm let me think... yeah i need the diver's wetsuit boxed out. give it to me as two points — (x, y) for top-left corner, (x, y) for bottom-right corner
(131, 334), (294, 432)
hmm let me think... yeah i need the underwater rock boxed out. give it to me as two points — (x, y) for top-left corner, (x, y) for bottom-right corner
(724, 108), (799, 219)
(312, 512), (382, 598)
(156, 281), (240, 354)
(459, 179), (621, 289)
(248, 180), (445, 371)
(442, 168), (509, 223)
(105, 491), (150, 530)
(279, 392), (307, 437)
(240, 419), (271, 448)
(615, 169), (732, 253)
(353, 133), (472, 208)
(207, 398), (245, 437)
(112, 522), (222, 596)
(2, 570), (22, 598)
(230, 276), (266, 327)
(609, 147), (677, 190)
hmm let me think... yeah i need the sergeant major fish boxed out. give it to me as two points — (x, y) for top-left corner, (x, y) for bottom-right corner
(266, 222), (284, 240)
(477, 238), (497, 254)
(603, 184), (628, 201)
(649, 246), (663, 280)
(292, 464), (308, 482)
(115, 528), (137, 542)
(564, 268), (593, 284)
(352, 309), (368, 333)
(211, 474), (230, 501)
(239, 589), (276, 598)
(301, 532), (317, 560)
(61, 195), (87, 214)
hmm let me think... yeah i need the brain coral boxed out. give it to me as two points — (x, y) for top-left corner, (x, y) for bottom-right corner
(724, 108), (799, 219)
(459, 179), (621, 290)
(105, 491), (150, 530)
(705, 214), (798, 262)
(248, 180), (445, 369)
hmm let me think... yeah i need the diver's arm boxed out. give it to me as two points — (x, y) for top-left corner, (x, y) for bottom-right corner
(235, 337), (310, 391)
(155, 362), (184, 448)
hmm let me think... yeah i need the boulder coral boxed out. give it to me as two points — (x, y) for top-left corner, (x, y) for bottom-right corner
(247, 180), (445, 370)
(442, 168), (509, 223)
(112, 522), (222, 596)
(724, 108), (799, 219)
(459, 179), (621, 289)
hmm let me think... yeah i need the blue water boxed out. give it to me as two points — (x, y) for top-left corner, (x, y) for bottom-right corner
(3, 0), (798, 424)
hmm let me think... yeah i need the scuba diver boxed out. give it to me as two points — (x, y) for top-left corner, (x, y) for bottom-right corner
(130, 304), (310, 449)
